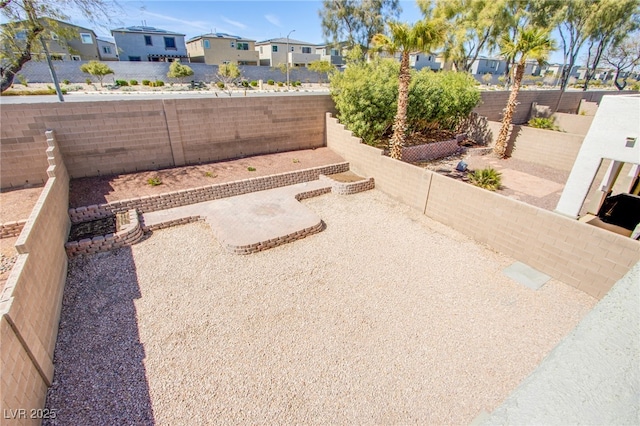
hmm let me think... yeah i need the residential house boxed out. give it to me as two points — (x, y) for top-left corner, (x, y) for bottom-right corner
(541, 63), (563, 78)
(255, 38), (319, 67)
(1, 18), (101, 61)
(524, 59), (542, 76)
(111, 26), (187, 62)
(96, 38), (118, 61)
(314, 45), (345, 66)
(186, 33), (258, 65)
(410, 52), (443, 71)
(468, 56), (507, 75)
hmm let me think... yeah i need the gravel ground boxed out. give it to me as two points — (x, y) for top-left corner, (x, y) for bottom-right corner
(45, 190), (596, 425)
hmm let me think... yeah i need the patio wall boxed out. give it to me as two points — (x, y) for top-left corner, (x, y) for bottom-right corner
(326, 113), (640, 299)
(0, 131), (70, 423)
(0, 95), (335, 189)
(553, 112), (594, 136)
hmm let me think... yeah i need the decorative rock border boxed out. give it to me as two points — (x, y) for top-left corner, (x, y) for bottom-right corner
(320, 175), (376, 195)
(65, 209), (143, 257)
(0, 220), (26, 239)
(68, 162), (350, 224)
(225, 221), (325, 255)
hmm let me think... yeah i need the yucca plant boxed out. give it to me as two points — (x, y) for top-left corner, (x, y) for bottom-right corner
(468, 168), (502, 191)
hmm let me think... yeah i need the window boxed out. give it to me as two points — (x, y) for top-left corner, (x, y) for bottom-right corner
(144, 35), (153, 46)
(164, 37), (176, 49)
(71, 55), (81, 61)
(237, 42), (249, 50)
(80, 33), (93, 44)
(330, 49), (339, 56)
(102, 46), (112, 54)
(129, 56), (141, 61)
(272, 45), (278, 52)
(52, 54), (63, 61)
(230, 41), (235, 48)
(428, 56), (432, 61)
(203, 39), (210, 49)
(260, 46), (263, 53)
(416, 55), (420, 61)
(222, 60), (230, 64)
(290, 46), (294, 52)
(302, 46), (311, 54)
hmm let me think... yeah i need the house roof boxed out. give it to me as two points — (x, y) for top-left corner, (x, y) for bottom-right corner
(187, 33), (255, 43)
(255, 37), (317, 46)
(111, 26), (185, 36)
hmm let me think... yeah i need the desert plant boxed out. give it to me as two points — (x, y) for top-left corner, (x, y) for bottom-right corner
(247, 167), (256, 171)
(205, 171), (217, 178)
(155, 80), (165, 87)
(294, 80), (301, 86)
(528, 116), (559, 130)
(147, 177), (162, 186)
(62, 79), (70, 85)
(267, 79), (275, 85)
(16, 75), (28, 86)
(277, 81), (284, 87)
(167, 60), (194, 84)
(216, 81), (225, 89)
(216, 63), (241, 96)
(142, 79), (151, 86)
(308, 60), (334, 84)
(115, 79), (128, 86)
(80, 61), (114, 87)
(482, 73), (492, 85)
(250, 80), (258, 87)
(468, 168), (502, 191)
(129, 79), (138, 86)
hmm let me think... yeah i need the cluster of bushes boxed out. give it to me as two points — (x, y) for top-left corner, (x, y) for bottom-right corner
(329, 59), (481, 144)
(139, 80), (165, 87)
(528, 116), (560, 130)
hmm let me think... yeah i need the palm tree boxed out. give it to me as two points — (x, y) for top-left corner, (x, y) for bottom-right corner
(494, 27), (555, 158)
(372, 20), (446, 160)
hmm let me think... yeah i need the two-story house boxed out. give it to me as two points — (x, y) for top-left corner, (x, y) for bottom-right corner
(1, 18), (102, 61)
(255, 38), (319, 67)
(111, 26), (187, 62)
(314, 45), (345, 66)
(410, 52), (443, 71)
(96, 38), (118, 61)
(186, 33), (258, 65)
(468, 56), (507, 75)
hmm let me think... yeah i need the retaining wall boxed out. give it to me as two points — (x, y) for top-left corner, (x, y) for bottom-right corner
(0, 220), (27, 239)
(553, 112), (595, 136)
(65, 210), (143, 257)
(0, 95), (336, 189)
(326, 113), (640, 299)
(0, 131), (70, 424)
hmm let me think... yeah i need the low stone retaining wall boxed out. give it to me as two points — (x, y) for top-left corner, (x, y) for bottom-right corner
(320, 175), (376, 195)
(0, 220), (26, 238)
(68, 163), (350, 223)
(65, 210), (143, 257)
(226, 221), (325, 255)
(398, 137), (464, 163)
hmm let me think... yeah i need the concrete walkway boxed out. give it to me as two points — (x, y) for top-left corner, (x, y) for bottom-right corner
(142, 180), (333, 254)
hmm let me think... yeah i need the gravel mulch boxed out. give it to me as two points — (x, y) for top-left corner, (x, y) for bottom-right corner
(69, 148), (345, 208)
(45, 190), (596, 425)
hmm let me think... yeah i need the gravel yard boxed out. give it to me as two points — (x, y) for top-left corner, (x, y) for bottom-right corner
(45, 190), (596, 425)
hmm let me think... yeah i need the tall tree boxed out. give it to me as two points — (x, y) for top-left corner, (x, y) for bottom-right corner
(494, 27), (555, 158)
(602, 34), (640, 90)
(582, 0), (640, 91)
(372, 19), (446, 160)
(319, 0), (401, 59)
(0, 0), (118, 92)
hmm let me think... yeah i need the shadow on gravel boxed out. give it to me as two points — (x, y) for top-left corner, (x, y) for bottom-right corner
(44, 247), (155, 425)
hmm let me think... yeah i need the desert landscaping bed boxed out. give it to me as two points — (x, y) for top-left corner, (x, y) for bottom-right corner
(45, 190), (595, 425)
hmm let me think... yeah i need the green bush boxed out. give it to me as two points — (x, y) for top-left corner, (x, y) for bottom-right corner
(250, 80), (258, 87)
(528, 116), (559, 130)
(115, 80), (129, 86)
(240, 80), (249, 87)
(277, 81), (284, 87)
(85, 78), (92, 85)
(155, 80), (165, 87)
(142, 79), (151, 86)
(62, 79), (70, 85)
(147, 177), (162, 186)
(216, 81), (225, 89)
(129, 79), (138, 86)
(294, 81), (301, 86)
(329, 59), (480, 144)
(267, 79), (275, 85)
(468, 168), (502, 191)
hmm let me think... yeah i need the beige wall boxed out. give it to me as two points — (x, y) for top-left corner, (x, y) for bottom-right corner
(0, 96), (336, 188)
(553, 113), (594, 136)
(1, 131), (70, 423)
(508, 125), (585, 171)
(326, 113), (640, 299)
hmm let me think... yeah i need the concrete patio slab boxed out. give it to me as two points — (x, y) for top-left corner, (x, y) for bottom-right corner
(503, 262), (552, 290)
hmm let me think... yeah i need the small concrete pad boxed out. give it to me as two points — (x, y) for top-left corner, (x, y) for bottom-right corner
(502, 261), (551, 290)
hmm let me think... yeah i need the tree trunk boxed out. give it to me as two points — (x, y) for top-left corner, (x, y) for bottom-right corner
(613, 68), (626, 90)
(494, 61), (525, 159)
(390, 51), (411, 160)
(0, 52), (32, 92)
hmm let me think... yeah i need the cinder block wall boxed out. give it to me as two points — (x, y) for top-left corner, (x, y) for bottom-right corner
(552, 113), (595, 136)
(0, 132), (70, 422)
(0, 95), (336, 189)
(508, 126), (585, 171)
(326, 113), (640, 299)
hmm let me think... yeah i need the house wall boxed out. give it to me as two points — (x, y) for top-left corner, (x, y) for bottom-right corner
(0, 95), (336, 188)
(96, 39), (118, 61)
(326, 113), (640, 299)
(113, 31), (187, 61)
(187, 38), (259, 65)
(0, 131), (70, 423)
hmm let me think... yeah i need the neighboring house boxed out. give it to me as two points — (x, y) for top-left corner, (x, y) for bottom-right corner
(468, 56), (507, 75)
(1, 18), (101, 61)
(186, 33), (258, 65)
(410, 52), (442, 71)
(524, 59), (542, 76)
(96, 38), (118, 61)
(540, 63), (563, 78)
(111, 26), (187, 62)
(255, 38), (319, 67)
(314, 45), (345, 66)
(570, 66), (613, 81)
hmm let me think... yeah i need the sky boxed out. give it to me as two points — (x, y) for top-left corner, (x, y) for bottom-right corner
(21, 0), (568, 64)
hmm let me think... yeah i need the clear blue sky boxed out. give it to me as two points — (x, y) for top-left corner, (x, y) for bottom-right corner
(64, 0), (565, 63)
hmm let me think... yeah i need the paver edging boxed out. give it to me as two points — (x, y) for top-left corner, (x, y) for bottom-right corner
(65, 209), (142, 257)
(0, 219), (27, 239)
(319, 174), (376, 195)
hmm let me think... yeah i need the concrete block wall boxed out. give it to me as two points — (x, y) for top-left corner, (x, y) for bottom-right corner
(397, 138), (461, 163)
(553, 113), (594, 136)
(508, 125), (585, 171)
(0, 95), (337, 189)
(0, 131), (70, 422)
(326, 113), (640, 299)
(0, 220), (27, 239)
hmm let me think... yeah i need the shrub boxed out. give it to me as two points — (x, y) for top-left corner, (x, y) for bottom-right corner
(129, 79), (138, 86)
(216, 81), (225, 89)
(240, 80), (249, 87)
(17, 75), (28, 86)
(329, 59), (480, 144)
(468, 168), (502, 191)
(80, 61), (114, 87)
(142, 79), (151, 86)
(267, 79), (275, 85)
(62, 79), (70, 85)
(147, 177), (162, 186)
(294, 80), (301, 86)
(250, 80), (258, 87)
(154, 80), (165, 87)
(277, 81), (284, 87)
(85, 78), (92, 85)
(247, 167), (256, 171)
(167, 60), (194, 83)
(528, 116), (559, 130)
(115, 79), (129, 86)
